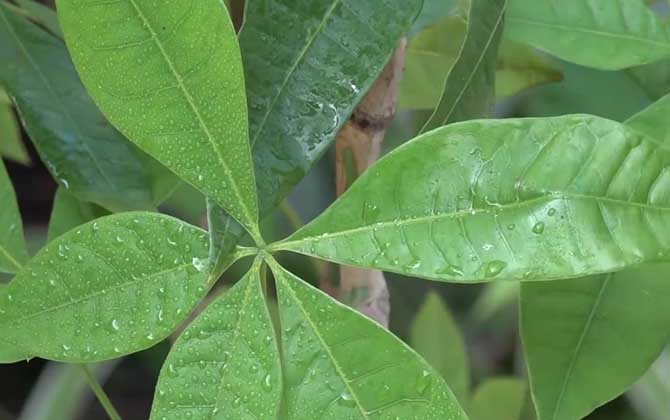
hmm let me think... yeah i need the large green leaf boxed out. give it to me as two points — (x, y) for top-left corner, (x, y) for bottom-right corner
(47, 188), (108, 243)
(421, 0), (506, 132)
(268, 257), (469, 419)
(208, 0), (424, 264)
(57, 0), (259, 236)
(410, 291), (470, 403)
(506, 0), (670, 70)
(627, 93), (670, 143)
(521, 266), (670, 420)
(273, 115), (670, 283)
(151, 258), (281, 419)
(0, 213), (212, 362)
(0, 159), (28, 274)
(0, 4), (177, 212)
(0, 94), (30, 165)
(468, 378), (526, 420)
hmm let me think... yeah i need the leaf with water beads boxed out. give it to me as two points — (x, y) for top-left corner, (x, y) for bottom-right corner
(268, 257), (468, 420)
(0, 212), (212, 362)
(150, 257), (281, 420)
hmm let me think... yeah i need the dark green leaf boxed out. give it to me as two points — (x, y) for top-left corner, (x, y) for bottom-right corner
(410, 291), (470, 403)
(421, 0), (506, 132)
(151, 258), (281, 419)
(47, 188), (108, 243)
(522, 266), (670, 420)
(0, 159), (28, 274)
(274, 115), (670, 282)
(626, 59), (670, 101)
(268, 257), (469, 420)
(468, 378), (526, 420)
(0, 212), (212, 362)
(57, 0), (259, 235)
(506, 0), (670, 70)
(15, 0), (63, 38)
(0, 4), (176, 212)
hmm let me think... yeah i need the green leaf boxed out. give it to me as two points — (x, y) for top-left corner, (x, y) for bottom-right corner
(506, 0), (670, 70)
(0, 212), (212, 362)
(47, 188), (108, 243)
(421, 0), (506, 132)
(627, 59), (670, 101)
(268, 257), (469, 420)
(57, 0), (259, 235)
(410, 291), (470, 403)
(468, 378), (526, 420)
(273, 115), (670, 282)
(0, 159), (28, 274)
(627, 93), (670, 144)
(0, 95), (30, 165)
(495, 39), (563, 98)
(209, 0), (424, 261)
(521, 265), (670, 420)
(0, 4), (176, 212)
(400, 13), (468, 110)
(150, 258), (281, 420)
(15, 0), (63, 38)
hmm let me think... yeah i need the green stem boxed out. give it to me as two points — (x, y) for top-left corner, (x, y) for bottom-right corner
(79, 365), (121, 420)
(278, 200), (304, 232)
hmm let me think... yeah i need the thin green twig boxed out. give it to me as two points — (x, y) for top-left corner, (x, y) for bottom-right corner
(79, 365), (121, 420)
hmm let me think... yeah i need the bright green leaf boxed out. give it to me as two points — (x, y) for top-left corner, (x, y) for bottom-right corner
(421, 0), (506, 132)
(268, 257), (469, 420)
(627, 93), (670, 144)
(410, 291), (470, 403)
(0, 4), (176, 212)
(0, 283), (28, 364)
(15, 0), (63, 38)
(209, 0), (424, 262)
(468, 378), (526, 420)
(274, 115), (670, 282)
(496, 39), (563, 98)
(0, 212), (212, 362)
(521, 265), (670, 420)
(0, 159), (28, 274)
(47, 188), (108, 243)
(151, 258), (281, 419)
(0, 95), (30, 166)
(506, 0), (670, 70)
(57, 0), (259, 235)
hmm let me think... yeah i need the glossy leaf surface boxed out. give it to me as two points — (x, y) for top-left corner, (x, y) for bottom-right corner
(151, 259), (281, 420)
(506, 0), (670, 70)
(410, 292), (470, 403)
(468, 378), (526, 420)
(0, 159), (28, 274)
(421, 0), (506, 132)
(269, 258), (468, 420)
(522, 266), (670, 420)
(209, 0), (424, 261)
(58, 0), (259, 233)
(0, 213), (211, 362)
(276, 115), (670, 282)
(47, 188), (107, 242)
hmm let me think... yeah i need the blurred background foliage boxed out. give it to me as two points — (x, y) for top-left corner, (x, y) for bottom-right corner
(0, 0), (669, 419)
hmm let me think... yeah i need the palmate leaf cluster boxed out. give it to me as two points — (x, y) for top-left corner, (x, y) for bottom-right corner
(0, 0), (669, 419)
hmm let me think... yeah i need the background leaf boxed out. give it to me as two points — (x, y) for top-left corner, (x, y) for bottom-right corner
(410, 0), (458, 37)
(0, 159), (28, 274)
(495, 39), (563, 98)
(151, 258), (281, 420)
(47, 187), (108, 243)
(58, 0), (259, 234)
(506, 0), (670, 70)
(468, 377), (526, 420)
(0, 213), (211, 362)
(275, 115), (670, 283)
(15, 0), (63, 38)
(521, 265), (670, 420)
(421, 0), (506, 132)
(627, 93), (670, 143)
(269, 258), (469, 420)
(410, 291), (470, 403)
(0, 92), (30, 165)
(0, 3), (177, 212)
(627, 350), (670, 420)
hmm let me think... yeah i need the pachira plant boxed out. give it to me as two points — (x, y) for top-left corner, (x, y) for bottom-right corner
(1, 0), (670, 419)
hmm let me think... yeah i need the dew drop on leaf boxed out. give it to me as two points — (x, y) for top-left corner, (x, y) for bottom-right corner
(484, 260), (507, 278)
(532, 221), (546, 235)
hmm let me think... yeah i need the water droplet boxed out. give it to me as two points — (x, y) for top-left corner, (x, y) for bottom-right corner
(547, 208), (557, 216)
(438, 264), (464, 277)
(111, 319), (120, 331)
(416, 370), (432, 395)
(339, 390), (356, 408)
(192, 257), (209, 273)
(532, 222), (545, 235)
(484, 260), (507, 278)
(262, 374), (272, 392)
(167, 363), (178, 377)
(116, 236), (124, 243)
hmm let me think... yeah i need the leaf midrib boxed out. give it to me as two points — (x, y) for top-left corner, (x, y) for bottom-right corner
(278, 191), (670, 249)
(508, 16), (670, 50)
(126, 0), (255, 227)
